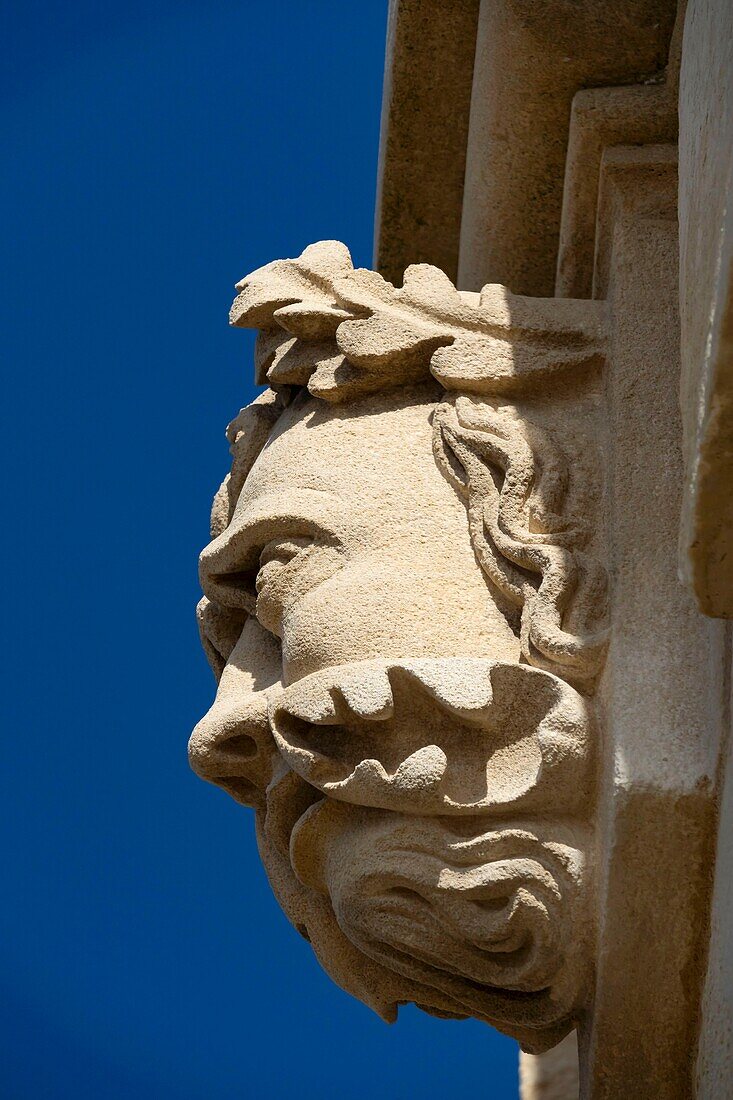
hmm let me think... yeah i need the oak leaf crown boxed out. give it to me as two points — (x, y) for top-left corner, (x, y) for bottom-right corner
(230, 240), (607, 402)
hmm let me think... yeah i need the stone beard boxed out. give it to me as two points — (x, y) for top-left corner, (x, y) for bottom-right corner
(190, 241), (607, 1053)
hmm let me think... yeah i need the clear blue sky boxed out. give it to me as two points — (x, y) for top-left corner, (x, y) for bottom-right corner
(1, 3), (519, 1097)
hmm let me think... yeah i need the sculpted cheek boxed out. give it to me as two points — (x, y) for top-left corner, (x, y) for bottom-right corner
(278, 544), (521, 682)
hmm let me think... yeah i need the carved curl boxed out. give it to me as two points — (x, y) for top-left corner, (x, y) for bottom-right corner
(433, 398), (608, 691)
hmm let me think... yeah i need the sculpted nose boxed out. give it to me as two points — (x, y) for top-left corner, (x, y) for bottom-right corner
(188, 707), (257, 775)
(191, 607), (283, 807)
(188, 699), (275, 809)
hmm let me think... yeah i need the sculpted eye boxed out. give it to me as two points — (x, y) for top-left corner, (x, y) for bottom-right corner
(255, 538), (313, 596)
(205, 539), (313, 613)
(208, 567), (259, 607)
(201, 514), (342, 640)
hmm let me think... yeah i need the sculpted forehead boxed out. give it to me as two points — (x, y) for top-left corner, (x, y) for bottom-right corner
(234, 381), (447, 527)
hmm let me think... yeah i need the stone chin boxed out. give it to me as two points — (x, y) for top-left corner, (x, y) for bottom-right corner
(279, 792), (589, 1052)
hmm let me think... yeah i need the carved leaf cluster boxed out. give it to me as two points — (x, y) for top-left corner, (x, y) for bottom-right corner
(230, 240), (607, 400)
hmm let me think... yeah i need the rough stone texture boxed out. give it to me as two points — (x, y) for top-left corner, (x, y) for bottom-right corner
(577, 142), (726, 1099)
(555, 84), (677, 299)
(520, 1031), (579, 1100)
(696, 645), (733, 1098)
(374, 0), (480, 286)
(678, 0), (733, 617)
(191, 241), (608, 1052)
(457, 0), (677, 295)
(675, 9), (733, 1095)
(555, 4), (685, 299)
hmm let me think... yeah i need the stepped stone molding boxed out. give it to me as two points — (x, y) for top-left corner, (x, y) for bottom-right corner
(191, 243), (608, 1051)
(554, 0), (684, 299)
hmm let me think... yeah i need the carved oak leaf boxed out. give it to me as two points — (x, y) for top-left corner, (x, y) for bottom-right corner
(230, 241), (607, 399)
(230, 240), (354, 335)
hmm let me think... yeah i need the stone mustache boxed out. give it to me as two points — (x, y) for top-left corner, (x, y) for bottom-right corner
(190, 241), (608, 1052)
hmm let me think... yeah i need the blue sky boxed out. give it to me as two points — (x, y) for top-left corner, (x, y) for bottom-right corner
(1, 3), (518, 1096)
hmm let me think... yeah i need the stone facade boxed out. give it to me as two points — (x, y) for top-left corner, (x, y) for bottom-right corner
(191, 2), (732, 1096)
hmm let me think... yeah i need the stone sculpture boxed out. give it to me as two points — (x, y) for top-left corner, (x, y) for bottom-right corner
(190, 240), (609, 1053)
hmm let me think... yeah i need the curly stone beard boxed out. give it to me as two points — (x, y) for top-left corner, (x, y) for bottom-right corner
(261, 766), (589, 1053)
(191, 630), (592, 1051)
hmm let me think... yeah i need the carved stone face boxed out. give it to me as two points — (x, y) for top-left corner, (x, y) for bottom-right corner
(200, 382), (519, 682)
(191, 242), (604, 1052)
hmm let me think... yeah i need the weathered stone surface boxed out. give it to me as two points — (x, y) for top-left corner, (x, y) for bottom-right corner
(520, 1031), (579, 1100)
(191, 241), (607, 1051)
(678, 0), (733, 618)
(676, 10), (733, 1097)
(457, 0), (677, 295)
(374, 0), (480, 286)
(572, 137), (725, 1099)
